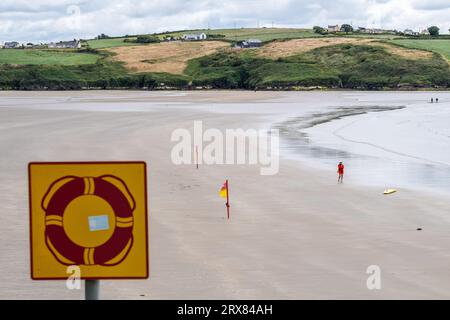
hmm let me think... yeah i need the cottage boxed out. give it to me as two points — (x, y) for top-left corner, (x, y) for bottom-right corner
(48, 39), (81, 49)
(359, 27), (395, 34)
(421, 29), (430, 35)
(236, 39), (262, 48)
(327, 25), (340, 33)
(246, 39), (262, 48)
(403, 29), (419, 36)
(366, 28), (382, 34)
(182, 33), (207, 41)
(4, 41), (20, 49)
(403, 29), (414, 35)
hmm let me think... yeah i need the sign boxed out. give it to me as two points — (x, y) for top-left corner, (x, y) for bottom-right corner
(28, 162), (149, 280)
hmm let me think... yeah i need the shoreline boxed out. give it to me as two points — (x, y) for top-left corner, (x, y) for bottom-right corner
(1, 87), (450, 92)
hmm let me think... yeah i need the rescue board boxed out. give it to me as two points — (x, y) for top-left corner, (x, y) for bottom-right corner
(383, 189), (397, 195)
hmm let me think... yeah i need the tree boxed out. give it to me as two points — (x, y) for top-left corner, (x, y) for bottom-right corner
(340, 24), (354, 34)
(428, 26), (439, 36)
(97, 33), (110, 39)
(313, 26), (327, 35)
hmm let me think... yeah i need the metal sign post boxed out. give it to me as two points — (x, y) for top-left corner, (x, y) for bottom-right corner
(85, 280), (100, 300)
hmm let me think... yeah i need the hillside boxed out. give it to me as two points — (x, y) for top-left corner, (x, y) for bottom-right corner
(184, 44), (450, 89)
(0, 28), (450, 90)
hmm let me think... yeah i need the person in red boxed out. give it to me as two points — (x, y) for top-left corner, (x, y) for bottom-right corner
(337, 162), (344, 183)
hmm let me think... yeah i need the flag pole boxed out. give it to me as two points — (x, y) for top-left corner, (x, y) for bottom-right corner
(226, 179), (230, 220)
(196, 146), (199, 169)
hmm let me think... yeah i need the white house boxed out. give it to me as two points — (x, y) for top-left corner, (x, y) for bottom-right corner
(4, 41), (20, 49)
(404, 29), (419, 36)
(357, 27), (395, 34)
(237, 39), (262, 48)
(182, 33), (207, 41)
(48, 39), (81, 49)
(327, 25), (340, 33)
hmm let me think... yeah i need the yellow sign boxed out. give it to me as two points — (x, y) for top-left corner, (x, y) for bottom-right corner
(28, 162), (149, 280)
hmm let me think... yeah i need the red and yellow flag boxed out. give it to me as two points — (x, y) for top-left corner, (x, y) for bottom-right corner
(219, 182), (228, 198)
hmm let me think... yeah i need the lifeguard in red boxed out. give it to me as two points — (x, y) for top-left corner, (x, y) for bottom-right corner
(337, 162), (344, 183)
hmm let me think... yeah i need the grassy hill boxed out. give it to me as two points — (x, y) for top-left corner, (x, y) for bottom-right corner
(1, 28), (450, 90)
(185, 44), (450, 89)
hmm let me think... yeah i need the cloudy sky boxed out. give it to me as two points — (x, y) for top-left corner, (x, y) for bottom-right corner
(0, 0), (449, 42)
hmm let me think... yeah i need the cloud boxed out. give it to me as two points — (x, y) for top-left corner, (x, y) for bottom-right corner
(0, 0), (449, 43)
(410, 0), (450, 10)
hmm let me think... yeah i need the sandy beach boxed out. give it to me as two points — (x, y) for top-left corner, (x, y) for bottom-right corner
(1, 91), (450, 299)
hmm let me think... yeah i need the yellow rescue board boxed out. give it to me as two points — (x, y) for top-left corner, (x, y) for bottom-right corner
(384, 189), (397, 195)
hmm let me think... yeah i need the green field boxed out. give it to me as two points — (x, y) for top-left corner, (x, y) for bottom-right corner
(0, 49), (99, 65)
(86, 38), (138, 49)
(388, 39), (450, 60)
(160, 28), (319, 42)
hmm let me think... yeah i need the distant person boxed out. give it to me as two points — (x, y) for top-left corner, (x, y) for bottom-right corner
(337, 162), (345, 183)
(431, 98), (434, 103)
(436, 98), (439, 103)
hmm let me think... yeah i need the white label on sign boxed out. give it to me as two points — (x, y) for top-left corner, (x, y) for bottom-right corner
(88, 215), (110, 232)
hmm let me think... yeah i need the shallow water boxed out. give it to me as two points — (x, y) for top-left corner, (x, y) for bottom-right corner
(277, 98), (450, 195)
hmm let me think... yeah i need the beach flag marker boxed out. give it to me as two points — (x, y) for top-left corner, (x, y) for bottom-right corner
(219, 180), (230, 220)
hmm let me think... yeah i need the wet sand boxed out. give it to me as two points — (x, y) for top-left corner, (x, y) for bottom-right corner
(1, 91), (450, 299)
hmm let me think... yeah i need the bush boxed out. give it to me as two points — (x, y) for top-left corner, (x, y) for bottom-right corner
(313, 26), (327, 35)
(135, 35), (160, 44)
(207, 34), (226, 39)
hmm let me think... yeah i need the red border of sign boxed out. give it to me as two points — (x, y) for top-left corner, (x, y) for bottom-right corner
(28, 161), (149, 280)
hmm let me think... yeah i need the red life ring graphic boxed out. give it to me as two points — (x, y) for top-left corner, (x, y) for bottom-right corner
(41, 175), (135, 266)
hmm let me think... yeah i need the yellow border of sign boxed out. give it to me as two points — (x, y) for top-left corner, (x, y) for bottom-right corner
(28, 162), (149, 280)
